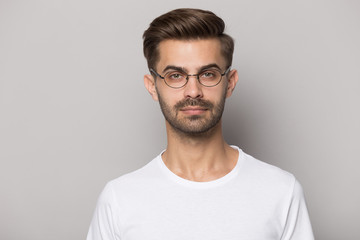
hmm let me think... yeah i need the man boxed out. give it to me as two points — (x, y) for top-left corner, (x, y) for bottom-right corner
(87, 8), (314, 240)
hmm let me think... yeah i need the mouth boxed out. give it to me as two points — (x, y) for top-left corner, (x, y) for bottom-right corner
(180, 107), (208, 115)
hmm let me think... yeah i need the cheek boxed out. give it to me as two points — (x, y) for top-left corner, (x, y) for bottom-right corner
(157, 88), (182, 106)
(204, 87), (227, 101)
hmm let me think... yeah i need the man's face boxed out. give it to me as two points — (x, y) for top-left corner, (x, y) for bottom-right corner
(145, 39), (237, 135)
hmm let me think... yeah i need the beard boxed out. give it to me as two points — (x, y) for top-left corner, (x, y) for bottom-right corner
(157, 90), (226, 136)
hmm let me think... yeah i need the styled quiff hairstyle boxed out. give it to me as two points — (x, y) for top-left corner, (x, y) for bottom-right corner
(143, 8), (234, 70)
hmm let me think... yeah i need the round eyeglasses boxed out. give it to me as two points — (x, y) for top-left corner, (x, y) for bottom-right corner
(150, 66), (231, 89)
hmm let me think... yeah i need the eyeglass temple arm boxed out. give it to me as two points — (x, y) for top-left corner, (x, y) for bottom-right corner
(222, 66), (231, 76)
(149, 68), (164, 79)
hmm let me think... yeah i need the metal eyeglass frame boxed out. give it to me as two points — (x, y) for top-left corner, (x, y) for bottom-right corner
(150, 66), (231, 89)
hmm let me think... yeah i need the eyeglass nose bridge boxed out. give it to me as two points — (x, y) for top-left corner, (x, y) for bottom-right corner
(185, 74), (201, 82)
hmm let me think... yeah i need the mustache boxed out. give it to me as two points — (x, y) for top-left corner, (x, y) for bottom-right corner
(174, 98), (214, 109)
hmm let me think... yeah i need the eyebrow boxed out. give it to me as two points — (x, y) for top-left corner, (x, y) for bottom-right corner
(162, 65), (186, 74)
(162, 63), (222, 74)
(198, 63), (222, 72)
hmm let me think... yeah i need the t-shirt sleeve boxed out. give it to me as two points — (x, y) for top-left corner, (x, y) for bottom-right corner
(281, 180), (315, 240)
(87, 182), (120, 240)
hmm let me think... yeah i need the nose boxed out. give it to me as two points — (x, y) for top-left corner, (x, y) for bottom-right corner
(183, 75), (203, 99)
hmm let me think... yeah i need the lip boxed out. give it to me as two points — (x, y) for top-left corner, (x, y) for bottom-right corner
(180, 107), (208, 115)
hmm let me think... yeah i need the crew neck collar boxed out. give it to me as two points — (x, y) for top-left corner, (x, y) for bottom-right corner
(156, 145), (244, 189)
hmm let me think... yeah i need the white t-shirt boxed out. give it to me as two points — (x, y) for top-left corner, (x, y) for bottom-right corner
(87, 146), (314, 240)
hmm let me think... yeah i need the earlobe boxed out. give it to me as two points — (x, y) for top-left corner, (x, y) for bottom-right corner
(144, 74), (159, 101)
(226, 69), (239, 98)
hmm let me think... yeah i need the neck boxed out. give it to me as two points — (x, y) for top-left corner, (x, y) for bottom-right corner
(162, 120), (238, 182)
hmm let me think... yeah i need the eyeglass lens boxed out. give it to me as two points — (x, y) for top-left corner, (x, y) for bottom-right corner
(164, 69), (222, 88)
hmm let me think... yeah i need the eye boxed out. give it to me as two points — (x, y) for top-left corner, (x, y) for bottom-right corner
(200, 70), (216, 79)
(167, 72), (185, 80)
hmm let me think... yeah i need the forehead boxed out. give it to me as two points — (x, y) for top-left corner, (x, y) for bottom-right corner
(156, 39), (226, 72)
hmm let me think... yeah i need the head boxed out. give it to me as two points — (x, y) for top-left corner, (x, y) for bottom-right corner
(143, 8), (234, 71)
(143, 9), (238, 136)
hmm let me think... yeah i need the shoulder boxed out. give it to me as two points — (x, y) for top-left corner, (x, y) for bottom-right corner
(243, 152), (295, 180)
(102, 156), (162, 199)
(237, 149), (297, 195)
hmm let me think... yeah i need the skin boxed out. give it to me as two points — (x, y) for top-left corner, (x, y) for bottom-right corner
(144, 39), (239, 182)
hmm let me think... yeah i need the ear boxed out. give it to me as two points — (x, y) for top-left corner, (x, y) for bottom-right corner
(144, 74), (159, 101)
(225, 69), (239, 98)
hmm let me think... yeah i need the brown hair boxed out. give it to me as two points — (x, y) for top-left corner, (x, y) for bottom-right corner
(143, 8), (234, 70)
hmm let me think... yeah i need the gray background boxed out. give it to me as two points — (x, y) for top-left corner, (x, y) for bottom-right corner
(0, 0), (359, 239)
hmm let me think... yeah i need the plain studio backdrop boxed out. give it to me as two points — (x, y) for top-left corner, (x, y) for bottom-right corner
(0, 0), (359, 239)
